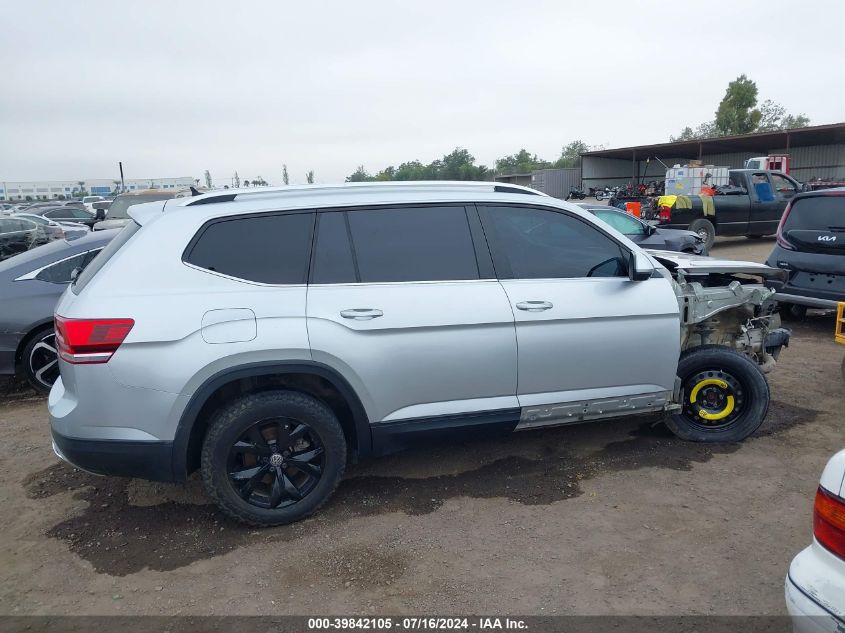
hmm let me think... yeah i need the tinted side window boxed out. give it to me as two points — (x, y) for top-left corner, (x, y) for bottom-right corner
(480, 205), (628, 279)
(44, 209), (64, 219)
(347, 206), (479, 283)
(186, 212), (314, 284)
(35, 249), (102, 284)
(311, 212), (356, 284)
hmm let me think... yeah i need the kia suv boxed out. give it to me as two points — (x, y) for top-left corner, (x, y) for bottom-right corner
(766, 188), (845, 319)
(49, 182), (790, 526)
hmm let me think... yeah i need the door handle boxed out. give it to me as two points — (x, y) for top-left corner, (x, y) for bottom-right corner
(340, 308), (384, 320)
(516, 301), (553, 312)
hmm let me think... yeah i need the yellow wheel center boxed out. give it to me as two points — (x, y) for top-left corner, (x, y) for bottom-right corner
(689, 378), (736, 421)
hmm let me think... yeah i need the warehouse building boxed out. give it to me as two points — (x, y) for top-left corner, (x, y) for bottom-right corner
(0, 176), (196, 200)
(580, 122), (845, 190)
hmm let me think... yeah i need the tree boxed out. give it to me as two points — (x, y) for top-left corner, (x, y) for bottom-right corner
(758, 99), (810, 131)
(282, 164), (289, 185)
(554, 140), (591, 168)
(714, 74), (761, 136)
(243, 180), (251, 187)
(204, 170), (212, 188)
(346, 165), (375, 182)
(252, 176), (268, 186)
(233, 171), (240, 188)
(306, 170), (315, 184)
(495, 149), (551, 175)
(670, 121), (718, 142)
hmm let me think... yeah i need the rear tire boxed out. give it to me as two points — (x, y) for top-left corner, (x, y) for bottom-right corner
(688, 218), (716, 250)
(666, 345), (769, 443)
(201, 390), (347, 527)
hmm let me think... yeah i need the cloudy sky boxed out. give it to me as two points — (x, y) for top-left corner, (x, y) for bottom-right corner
(2, 0), (843, 186)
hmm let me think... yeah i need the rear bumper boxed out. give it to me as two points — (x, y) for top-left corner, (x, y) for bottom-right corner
(51, 428), (174, 481)
(785, 543), (845, 632)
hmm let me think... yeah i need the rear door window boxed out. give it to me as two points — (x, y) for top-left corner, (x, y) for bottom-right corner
(346, 205), (479, 283)
(185, 212), (315, 284)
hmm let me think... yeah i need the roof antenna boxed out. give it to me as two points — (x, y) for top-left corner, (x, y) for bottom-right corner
(190, 186), (203, 197)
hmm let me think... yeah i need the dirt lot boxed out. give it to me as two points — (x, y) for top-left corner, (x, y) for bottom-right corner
(1, 236), (842, 616)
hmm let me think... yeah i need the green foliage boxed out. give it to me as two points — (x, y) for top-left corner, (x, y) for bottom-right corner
(495, 149), (551, 175)
(671, 75), (809, 140)
(306, 170), (315, 184)
(714, 74), (761, 135)
(346, 165), (375, 182)
(554, 140), (593, 168)
(346, 148), (491, 183)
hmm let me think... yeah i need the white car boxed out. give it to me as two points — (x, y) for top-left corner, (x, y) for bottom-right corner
(81, 195), (104, 212)
(786, 449), (845, 631)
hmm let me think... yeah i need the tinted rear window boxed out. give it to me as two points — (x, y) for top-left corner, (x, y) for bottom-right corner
(185, 212), (315, 284)
(783, 196), (845, 231)
(72, 222), (139, 294)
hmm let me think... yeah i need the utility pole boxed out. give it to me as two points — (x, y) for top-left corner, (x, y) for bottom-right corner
(118, 162), (125, 193)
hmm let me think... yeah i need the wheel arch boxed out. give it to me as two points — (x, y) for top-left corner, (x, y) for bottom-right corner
(171, 361), (372, 481)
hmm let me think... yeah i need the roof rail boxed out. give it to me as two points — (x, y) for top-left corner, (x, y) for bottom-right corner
(183, 181), (545, 206)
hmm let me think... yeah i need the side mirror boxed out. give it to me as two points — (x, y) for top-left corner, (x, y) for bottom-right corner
(801, 182), (812, 193)
(95, 209), (106, 221)
(629, 251), (653, 281)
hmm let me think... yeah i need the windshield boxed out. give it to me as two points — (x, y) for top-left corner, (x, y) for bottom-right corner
(783, 195), (845, 231)
(106, 193), (173, 219)
(595, 210), (646, 235)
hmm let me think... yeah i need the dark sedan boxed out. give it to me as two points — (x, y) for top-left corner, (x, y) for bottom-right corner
(25, 205), (98, 229)
(579, 205), (706, 255)
(0, 216), (47, 261)
(0, 230), (117, 392)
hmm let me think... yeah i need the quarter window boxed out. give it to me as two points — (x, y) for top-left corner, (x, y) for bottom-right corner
(346, 206), (479, 283)
(480, 205), (628, 279)
(185, 212), (315, 284)
(36, 249), (102, 284)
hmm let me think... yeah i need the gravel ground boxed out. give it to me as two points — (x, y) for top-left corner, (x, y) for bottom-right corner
(1, 236), (842, 616)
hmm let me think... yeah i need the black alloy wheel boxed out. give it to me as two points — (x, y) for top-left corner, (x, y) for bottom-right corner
(24, 329), (59, 394)
(227, 417), (325, 509)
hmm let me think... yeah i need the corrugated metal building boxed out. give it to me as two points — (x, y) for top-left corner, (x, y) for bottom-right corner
(580, 122), (845, 188)
(495, 168), (580, 198)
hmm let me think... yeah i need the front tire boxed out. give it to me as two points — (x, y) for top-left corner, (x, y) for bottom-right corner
(666, 346), (769, 442)
(201, 390), (347, 527)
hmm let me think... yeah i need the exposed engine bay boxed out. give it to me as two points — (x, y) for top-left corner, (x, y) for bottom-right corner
(648, 250), (792, 373)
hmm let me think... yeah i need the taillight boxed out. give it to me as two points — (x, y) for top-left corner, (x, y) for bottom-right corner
(658, 205), (671, 222)
(775, 201), (795, 250)
(54, 315), (134, 364)
(814, 485), (845, 560)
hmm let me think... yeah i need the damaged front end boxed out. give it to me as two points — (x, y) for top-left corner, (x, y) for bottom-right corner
(648, 250), (792, 373)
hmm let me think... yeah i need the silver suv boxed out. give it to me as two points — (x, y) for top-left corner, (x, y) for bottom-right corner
(49, 182), (790, 526)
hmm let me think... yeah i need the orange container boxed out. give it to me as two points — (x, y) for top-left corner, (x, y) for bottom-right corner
(625, 201), (641, 217)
